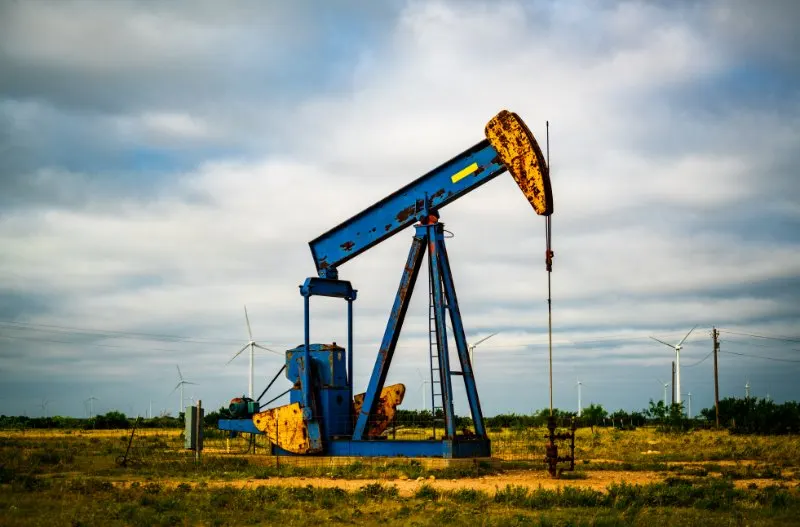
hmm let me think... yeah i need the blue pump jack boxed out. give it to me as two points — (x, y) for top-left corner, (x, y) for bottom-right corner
(219, 110), (553, 458)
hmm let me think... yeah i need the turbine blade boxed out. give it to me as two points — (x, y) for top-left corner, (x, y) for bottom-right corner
(176, 364), (183, 381)
(169, 383), (181, 395)
(416, 368), (424, 380)
(227, 343), (250, 364)
(184, 381), (198, 385)
(473, 332), (499, 347)
(650, 336), (676, 349)
(677, 325), (697, 347)
(253, 343), (281, 355)
(244, 305), (253, 341)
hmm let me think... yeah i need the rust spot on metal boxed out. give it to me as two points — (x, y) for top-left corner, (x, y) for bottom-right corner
(252, 402), (319, 454)
(395, 205), (416, 223)
(385, 224), (392, 232)
(431, 188), (445, 200)
(485, 110), (553, 215)
(353, 383), (405, 437)
(340, 241), (355, 252)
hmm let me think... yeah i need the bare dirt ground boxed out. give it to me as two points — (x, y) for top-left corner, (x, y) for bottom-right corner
(115, 470), (664, 496)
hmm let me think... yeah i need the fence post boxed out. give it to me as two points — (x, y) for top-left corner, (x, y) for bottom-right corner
(195, 400), (202, 463)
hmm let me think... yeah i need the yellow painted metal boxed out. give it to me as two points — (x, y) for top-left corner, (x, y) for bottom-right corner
(353, 383), (406, 437)
(451, 162), (479, 184)
(252, 402), (321, 454)
(485, 110), (553, 216)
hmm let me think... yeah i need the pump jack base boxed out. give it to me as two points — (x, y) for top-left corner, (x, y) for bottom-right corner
(246, 455), (501, 470)
(219, 419), (490, 459)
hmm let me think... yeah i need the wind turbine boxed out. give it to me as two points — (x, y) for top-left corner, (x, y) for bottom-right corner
(576, 378), (583, 417)
(745, 380), (751, 399)
(469, 332), (499, 366)
(39, 399), (50, 418)
(650, 325), (696, 406)
(685, 392), (692, 418)
(227, 305), (279, 399)
(416, 369), (431, 411)
(170, 365), (197, 415)
(84, 396), (99, 418)
(656, 378), (669, 407)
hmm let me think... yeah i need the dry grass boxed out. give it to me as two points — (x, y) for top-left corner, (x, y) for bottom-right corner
(2, 425), (800, 525)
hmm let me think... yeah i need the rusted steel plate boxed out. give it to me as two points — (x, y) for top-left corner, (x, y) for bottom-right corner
(252, 402), (321, 454)
(485, 110), (553, 216)
(353, 383), (406, 437)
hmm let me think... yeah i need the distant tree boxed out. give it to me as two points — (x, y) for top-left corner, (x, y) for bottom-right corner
(647, 399), (667, 423)
(582, 403), (607, 433)
(204, 406), (233, 427)
(88, 411), (129, 429)
(700, 397), (800, 434)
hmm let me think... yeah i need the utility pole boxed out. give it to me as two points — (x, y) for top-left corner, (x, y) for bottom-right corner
(671, 361), (676, 405)
(712, 327), (720, 428)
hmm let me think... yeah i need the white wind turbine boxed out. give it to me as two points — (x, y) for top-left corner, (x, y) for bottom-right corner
(469, 332), (499, 366)
(170, 365), (197, 415)
(84, 396), (99, 418)
(650, 325), (696, 407)
(576, 378), (583, 417)
(656, 378), (670, 407)
(416, 369), (432, 411)
(227, 305), (279, 399)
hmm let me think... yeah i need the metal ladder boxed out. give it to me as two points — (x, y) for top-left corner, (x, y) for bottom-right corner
(428, 258), (445, 439)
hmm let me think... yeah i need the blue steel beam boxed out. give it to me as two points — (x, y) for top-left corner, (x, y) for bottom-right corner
(436, 228), (487, 437)
(352, 233), (427, 440)
(429, 224), (457, 438)
(309, 140), (504, 278)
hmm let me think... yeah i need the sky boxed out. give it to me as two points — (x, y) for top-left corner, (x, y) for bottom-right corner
(1, 0), (798, 419)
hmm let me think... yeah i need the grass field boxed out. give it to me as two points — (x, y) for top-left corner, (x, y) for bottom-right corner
(1, 426), (799, 526)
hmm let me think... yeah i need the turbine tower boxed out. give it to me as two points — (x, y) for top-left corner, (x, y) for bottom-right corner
(84, 396), (99, 418)
(227, 305), (279, 399)
(745, 380), (751, 399)
(576, 378), (583, 417)
(650, 325), (696, 406)
(681, 391), (693, 418)
(170, 365), (197, 415)
(656, 378), (669, 406)
(416, 369), (431, 411)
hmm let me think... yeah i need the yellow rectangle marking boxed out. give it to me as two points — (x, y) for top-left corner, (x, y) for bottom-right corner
(451, 162), (478, 184)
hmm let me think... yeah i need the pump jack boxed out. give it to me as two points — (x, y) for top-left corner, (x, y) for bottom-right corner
(219, 110), (553, 458)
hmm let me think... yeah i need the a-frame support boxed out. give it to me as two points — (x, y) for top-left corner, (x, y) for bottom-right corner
(353, 215), (487, 441)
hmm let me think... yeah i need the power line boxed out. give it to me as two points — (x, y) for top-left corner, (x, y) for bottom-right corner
(0, 320), (248, 346)
(718, 328), (800, 344)
(1, 318), (711, 352)
(0, 333), (208, 354)
(682, 351), (713, 368)
(722, 338), (800, 353)
(720, 350), (800, 364)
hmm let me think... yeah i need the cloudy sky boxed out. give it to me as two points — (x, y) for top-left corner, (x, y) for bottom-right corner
(1, 0), (798, 419)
